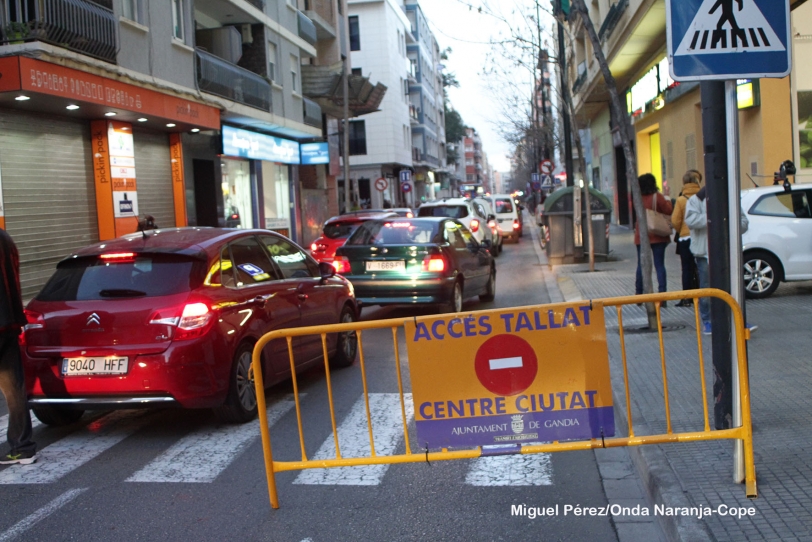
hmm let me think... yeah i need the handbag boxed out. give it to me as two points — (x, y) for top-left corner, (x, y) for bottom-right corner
(645, 195), (672, 237)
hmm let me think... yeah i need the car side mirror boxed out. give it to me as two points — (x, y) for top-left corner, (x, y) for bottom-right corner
(467, 239), (480, 251)
(479, 239), (491, 250)
(487, 214), (496, 221)
(318, 261), (335, 280)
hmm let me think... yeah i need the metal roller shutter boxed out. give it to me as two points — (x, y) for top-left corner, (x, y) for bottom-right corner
(133, 129), (175, 228)
(0, 109), (97, 300)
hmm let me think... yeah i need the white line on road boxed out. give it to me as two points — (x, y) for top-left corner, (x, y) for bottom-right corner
(0, 488), (87, 542)
(465, 449), (553, 486)
(0, 411), (152, 484)
(0, 414), (42, 443)
(293, 393), (413, 486)
(126, 396), (300, 483)
(489, 357), (523, 370)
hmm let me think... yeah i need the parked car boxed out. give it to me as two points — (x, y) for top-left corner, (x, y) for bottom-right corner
(332, 217), (495, 313)
(741, 184), (812, 298)
(485, 194), (522, 242)
(385, 207), (415, 218)
(310, 211), (396, 263)
(417, 198), (498, 256)
(22, 228), (359, 426)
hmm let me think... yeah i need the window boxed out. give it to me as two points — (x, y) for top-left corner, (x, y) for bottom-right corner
(750, 192), (812, 218)
(349, 120), (367, 155)
(171, 0), (184, 40)
(351, 68), (362, 76)
(123, 0), (143, 24)
(290, 55), (299, 92)
(337, 0), (342, 15)
(260, 236), (317, 279)
(349, 16), (360, 51)
(229, 237), (277, 286)
(268, 42), (277, 82)
(403, 78), (409, 100)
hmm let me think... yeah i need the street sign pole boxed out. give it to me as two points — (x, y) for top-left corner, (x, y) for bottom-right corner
(725, 79), (745, 483)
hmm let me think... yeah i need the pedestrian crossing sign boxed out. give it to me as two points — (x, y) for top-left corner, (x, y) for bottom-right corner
(666, 0), (791, 81)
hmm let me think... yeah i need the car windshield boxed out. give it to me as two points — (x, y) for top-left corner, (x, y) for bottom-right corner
(418, 205), (469, 219)
(347, 221), (439, 246)
(36, 254), (201, 301)
(494, 199), (514, 214)
(323, 221), (360, 239)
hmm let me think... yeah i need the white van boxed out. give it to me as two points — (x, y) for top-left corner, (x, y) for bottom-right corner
(486, 194), (521, 242)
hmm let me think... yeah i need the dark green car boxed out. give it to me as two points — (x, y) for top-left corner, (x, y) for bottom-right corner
(332, 217), (496, 313)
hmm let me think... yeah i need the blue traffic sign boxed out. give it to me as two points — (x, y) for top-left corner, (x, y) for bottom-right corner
(666, 0), (790, 81)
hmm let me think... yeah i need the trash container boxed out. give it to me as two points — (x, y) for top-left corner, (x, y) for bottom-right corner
(542, 187), (612, 265)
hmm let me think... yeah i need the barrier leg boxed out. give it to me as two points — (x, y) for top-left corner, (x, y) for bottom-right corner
(253, 347), (281, 509)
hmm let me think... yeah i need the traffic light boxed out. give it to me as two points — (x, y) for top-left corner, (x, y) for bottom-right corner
(552, 0), (571, 17)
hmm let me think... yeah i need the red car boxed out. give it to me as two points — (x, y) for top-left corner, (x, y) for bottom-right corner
(22, 228), (358, 425)
(310, 211), (396, 263)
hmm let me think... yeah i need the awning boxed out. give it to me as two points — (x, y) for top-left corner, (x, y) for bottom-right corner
(302, 62), (387, 118)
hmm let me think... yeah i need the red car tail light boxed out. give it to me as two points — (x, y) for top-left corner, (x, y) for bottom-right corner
(422, 255), (446, 273)
(149, 302), (214, 341)
(406, 211), (414, 218)
(20, 309), (44, 346)
(470, 218), (480, 233)
(100, 252), (136, 263)
(332, 256), (351, 274)
(513, 219), (520, 230)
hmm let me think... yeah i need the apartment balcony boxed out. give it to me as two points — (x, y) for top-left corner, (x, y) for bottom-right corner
(572, 62), (587, 94)
(412, 147), (422, 162)
(409, 104), (420, 125)
(297, 10), (317, 47)
(246, 0), (265, 10)
(196, 49), (271, 111)
(598, 0), (629, 42)
(303, 0), (336, 40)
(302, 96), (322, 128)
(0, 0), (116, 63)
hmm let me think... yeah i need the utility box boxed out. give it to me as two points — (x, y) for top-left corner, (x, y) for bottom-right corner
(542, 187), (612, 265)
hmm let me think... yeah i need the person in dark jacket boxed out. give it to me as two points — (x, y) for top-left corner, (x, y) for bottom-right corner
(0, 228), (37, 465)
(634, 173), (673, 300)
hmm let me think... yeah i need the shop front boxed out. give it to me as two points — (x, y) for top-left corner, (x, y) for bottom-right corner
(0, 55), (219, 298)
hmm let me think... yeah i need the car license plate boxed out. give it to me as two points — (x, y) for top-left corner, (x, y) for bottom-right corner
(366, 260), (405, 271)
(62, 356), (128, 376)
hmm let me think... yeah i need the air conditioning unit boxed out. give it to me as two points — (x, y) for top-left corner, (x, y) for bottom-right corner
(240, 24), (253, 45)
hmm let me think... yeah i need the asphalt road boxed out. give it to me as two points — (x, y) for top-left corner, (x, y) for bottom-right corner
(0, 232), (619, 542)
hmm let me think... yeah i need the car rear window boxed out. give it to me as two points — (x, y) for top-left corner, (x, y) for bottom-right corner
(494, 199), (514, 214)
(36, 254), (202, 301)
(418, 205), (469, 219)
(347, 221), (439, 245)
(323, 222), (360, 239)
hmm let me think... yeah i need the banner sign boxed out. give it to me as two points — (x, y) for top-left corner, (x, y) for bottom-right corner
(405, 303), (614, 449)
(300, 142), (330, 165)
(222, 125), (300, 164)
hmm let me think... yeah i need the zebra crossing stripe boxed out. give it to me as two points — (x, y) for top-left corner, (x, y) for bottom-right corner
(293, 393), (414, 486)
(465, 449), (553, 486)
(0, 414), (42, 443)
(0, 488), (88, 542)
(126, 396), (300, 483)
(0, 411), (153, 484)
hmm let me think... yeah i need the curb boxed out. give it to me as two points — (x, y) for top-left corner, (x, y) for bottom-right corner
(548, 263), (714, 542)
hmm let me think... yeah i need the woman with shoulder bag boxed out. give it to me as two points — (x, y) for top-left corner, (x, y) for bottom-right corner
(634, 173), (673, 302)
(671, 170), (702, 306)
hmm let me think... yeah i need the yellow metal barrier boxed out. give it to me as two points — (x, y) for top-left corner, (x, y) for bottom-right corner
(252, 288), (756, 509)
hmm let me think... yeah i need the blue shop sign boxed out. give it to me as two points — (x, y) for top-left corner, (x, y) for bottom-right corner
(300, 142), (330, 165)
(222, 125), (300, 164)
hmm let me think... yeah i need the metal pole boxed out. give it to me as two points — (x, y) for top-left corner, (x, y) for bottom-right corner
(342, 56), (351, 213)
(556, 12), (574, 187)
(725, 80), (745, 483)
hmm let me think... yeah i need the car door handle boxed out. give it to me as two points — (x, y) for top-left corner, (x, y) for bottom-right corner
(297, 293), (309, 301)
(251, 294), (273, 306)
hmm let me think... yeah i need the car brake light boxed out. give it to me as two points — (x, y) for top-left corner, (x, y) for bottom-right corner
(149, 302), (213, 341)
(470, 219), (480, 233)
(333, 256), (351, 274)
(100, 252), (136, 262)
(24, 309), (44, 331)
(422, 255), (446, 272)
(406, 212), (414, 218)
(513, 219), (520, 230)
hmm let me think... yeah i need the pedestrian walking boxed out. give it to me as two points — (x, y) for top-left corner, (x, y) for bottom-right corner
(0, 228), (37, 465)
(634, 173), (673, 301)
(684, 187), (754, 335)
(671, 170), (702, 306)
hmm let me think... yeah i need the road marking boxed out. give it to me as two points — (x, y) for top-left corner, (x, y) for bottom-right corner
(126, 396), (300, 483)
(489, 356), (523, 370)
(0, 414), (42, 443)
(465, 450), (553, 486)
(0, 411), (152, 484)
(0, 488), (87, 542)
(293, 393), (414, 486)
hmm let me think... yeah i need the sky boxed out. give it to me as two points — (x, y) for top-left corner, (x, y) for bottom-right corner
(418, 0), (555, 173)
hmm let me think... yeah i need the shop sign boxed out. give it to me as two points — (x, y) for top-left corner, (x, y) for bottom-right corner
(300, 142), (330, 165)
(626, 58), (676, 116)
(265, 218), (290, 229)
(222, 125), (300, 164)
(737, 79), (760, 110)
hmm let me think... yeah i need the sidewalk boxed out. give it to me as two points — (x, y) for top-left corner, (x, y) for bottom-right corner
(544, 224), (812, 541)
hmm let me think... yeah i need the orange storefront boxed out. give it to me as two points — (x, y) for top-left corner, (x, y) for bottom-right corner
(0, 56), (220, 298)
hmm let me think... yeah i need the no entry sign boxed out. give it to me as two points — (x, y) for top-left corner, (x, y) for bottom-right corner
(405, 304), (614, 449)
